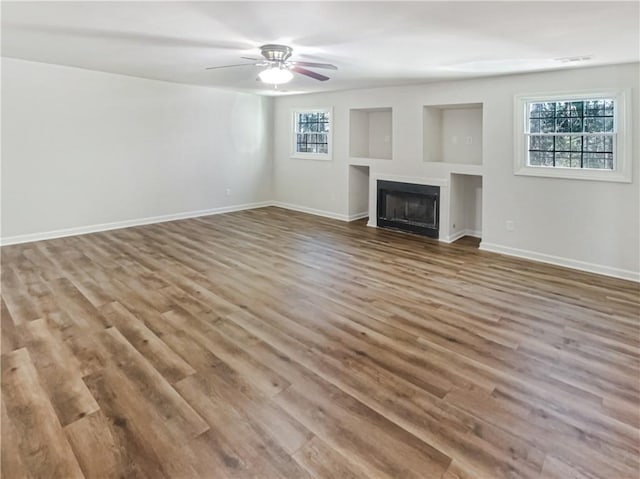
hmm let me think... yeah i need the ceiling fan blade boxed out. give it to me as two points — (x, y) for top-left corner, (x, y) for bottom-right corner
(290, 66), (330, 81)
(241, 56), (262, 61)
(205, 62), (260, 70)
(291, 61), (337, 70)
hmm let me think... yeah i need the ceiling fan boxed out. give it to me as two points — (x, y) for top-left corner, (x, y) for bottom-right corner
(206, 44), (337, 85)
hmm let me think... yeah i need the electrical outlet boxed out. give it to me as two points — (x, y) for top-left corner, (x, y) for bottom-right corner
(465, 136), (473, 145)
(225, 188), (231, 196)
(506, 220), (515, 231)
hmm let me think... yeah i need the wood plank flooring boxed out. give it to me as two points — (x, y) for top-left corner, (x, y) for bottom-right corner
(1, 206), (639, 478)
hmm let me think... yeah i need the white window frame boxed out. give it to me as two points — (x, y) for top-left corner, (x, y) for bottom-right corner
(514, 90), (631, 183)
(291, 107), (333, 161)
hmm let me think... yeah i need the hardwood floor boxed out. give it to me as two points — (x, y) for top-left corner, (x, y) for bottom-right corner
(1, 206), (639, 479)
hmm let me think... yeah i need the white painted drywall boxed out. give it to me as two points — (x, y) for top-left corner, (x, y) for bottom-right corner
(272, 63), (640, 279)
(349, 108), (392, 160)
(349, 109), (369, 158)
(348, 165), (370, 217)
(1, 58), (273, 240)
(422, 107), (442, 163)
(449, 173), (467, 238)
(464, 175), (483, 235)
(368, 110), (393, 160)
(441, 107), (483, 165)
(445, 173), (483, 240)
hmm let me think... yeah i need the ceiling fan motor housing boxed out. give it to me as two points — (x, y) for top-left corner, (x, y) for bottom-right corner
(261, 44), (293, 64)
(206, 44), (334, 82)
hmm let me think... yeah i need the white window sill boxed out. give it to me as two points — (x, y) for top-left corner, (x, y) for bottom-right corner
(514, 165), (631, 183)
(290, 154), (332, 161)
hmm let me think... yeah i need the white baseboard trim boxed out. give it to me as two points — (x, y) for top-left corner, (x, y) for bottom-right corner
(271, 201), (352, 222)
(480, 242), (640, 282)
(272, 203), (367, 223)
(6, 202), (635, 282)
(440, 229), (482, 244)
(348, 212), (369, 222)
(0, 201), (272, 246)
(1, 201), (366, 247)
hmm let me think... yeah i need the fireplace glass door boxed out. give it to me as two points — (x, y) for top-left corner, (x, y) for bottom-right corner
(377, 181), (440, 238)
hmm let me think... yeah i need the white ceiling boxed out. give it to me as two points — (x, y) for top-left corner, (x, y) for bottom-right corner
(2, 1), (639, 96)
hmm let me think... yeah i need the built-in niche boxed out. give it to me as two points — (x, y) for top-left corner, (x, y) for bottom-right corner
(423, 103), (483, 165)
(448, 173), (482, 241)
(349, 107), (393, 160)
(348, 165), (370, 220)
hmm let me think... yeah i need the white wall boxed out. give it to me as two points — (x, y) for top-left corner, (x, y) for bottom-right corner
(349, 108), (392, 160)
(449, 174), (482, 240)
(464, 175), (483, 236)
(272, 63), (640, 280)
(3, 57), (638, 280)
(349, 109), (369, 158)
(348, 165), (370, 217)
(1, 57), (273, 242)
(449, 173), (467, 239)
(441, 107), (483, 165)
(422, 107), (442, 163)
(368, 110), (392, 160)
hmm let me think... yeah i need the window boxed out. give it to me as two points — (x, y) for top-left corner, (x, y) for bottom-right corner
(291, 108), (332, 160)
(528, 99), (614, 169)
(514, 90), (631, 182)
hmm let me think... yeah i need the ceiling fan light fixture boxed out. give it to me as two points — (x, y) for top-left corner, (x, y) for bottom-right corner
(206, 44), (335, 84)
(258, 66), (293, 85)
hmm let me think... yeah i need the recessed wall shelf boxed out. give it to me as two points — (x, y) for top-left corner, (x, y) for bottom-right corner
(423, 103), (483, 165)
(448, 173), (483, 242)
(349, 107), (393, 160)
(348, 165), (370, 220)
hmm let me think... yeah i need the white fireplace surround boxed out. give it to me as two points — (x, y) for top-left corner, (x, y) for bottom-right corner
(366, 172), (480, 244)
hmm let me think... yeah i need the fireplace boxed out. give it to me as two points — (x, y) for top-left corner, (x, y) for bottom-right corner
(377, 180), (440, 238)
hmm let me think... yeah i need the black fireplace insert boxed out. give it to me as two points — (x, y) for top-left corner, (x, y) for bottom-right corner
(377, 180), (440, 238)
